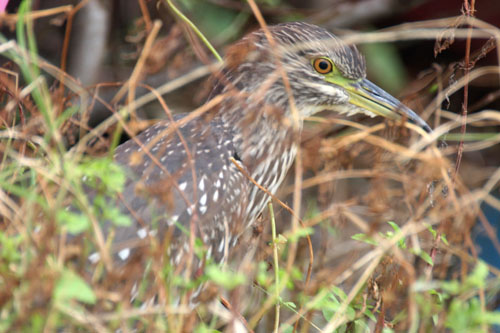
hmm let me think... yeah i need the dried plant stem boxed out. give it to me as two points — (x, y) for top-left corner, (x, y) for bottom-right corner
(454, 0), (476, 179)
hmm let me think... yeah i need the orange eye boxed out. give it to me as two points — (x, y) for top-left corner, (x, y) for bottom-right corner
(313, 58), (333, 74)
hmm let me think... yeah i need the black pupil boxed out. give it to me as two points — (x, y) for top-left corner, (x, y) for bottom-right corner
(318, 60), (329, 71)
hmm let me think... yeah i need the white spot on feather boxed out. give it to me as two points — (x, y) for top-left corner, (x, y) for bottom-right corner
(200, 193), (207, 205)
(137, 228), (147, 239)
(88, 252), (100, 263)
(118, 248), (130, 261)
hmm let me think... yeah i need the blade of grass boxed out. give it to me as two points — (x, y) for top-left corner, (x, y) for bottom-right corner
(165, 0), (222, 62)
(268, 201), (280, 333)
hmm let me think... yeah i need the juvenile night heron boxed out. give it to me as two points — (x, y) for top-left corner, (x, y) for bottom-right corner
(86, 22), (430, 298)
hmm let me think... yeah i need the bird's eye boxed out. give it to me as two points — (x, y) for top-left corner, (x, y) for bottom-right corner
(312, 58), (333, 74)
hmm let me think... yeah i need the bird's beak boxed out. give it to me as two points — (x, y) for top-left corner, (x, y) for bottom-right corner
(346, 79), (431, 133)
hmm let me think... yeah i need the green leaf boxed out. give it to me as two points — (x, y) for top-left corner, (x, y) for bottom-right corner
(56, 210), (90, 234)
(103, 207), (132, 227)
(330, 285), (347, 300)
(205, 265), (246, 290)
(428, 83), (438, 94)
(194, 322), (221, 333)
(441, 233), (449, 246)
(256, 261), (270, 286)
(276, 234), (288, 244)
(432, 314), (439, 326)
(386, 221), (406, 248)
(364, 309), (377, 322)
(409, 248), (433, 266)
(426, 223), (437, 239)
(465, 261), (488, 289)
(29, 313), (45, 332)
(387, 221), (400, 232)
(363, 309), (377, 322)
(321, 287), (356, 322)
(279, 324), (294, 333)
(287, 227), (313, 242)
(480, 311), (500, 324)
(441, 280), (460, 294)
(77, 158), (127, 193)
(445, 297), (483, 331)
(53, 270), (96, 304)
(352, 233), (378, 246)
(418, 251), (434, 266)
(354, 319), (371, 332)
(429, 289), (444, 303)
(0, 231), (23, 262)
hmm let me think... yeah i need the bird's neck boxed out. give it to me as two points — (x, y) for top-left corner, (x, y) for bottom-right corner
(219, 98), (301, 190)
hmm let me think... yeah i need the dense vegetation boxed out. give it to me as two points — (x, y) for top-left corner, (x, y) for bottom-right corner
(1, 0), (499, 331)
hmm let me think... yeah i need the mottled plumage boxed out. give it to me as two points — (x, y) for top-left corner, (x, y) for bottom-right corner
(84, 22), (430, 302)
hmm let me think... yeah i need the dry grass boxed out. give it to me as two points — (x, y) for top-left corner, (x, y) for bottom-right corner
(1, 1), (500, 332)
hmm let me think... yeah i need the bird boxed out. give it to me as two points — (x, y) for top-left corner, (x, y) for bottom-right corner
(82, 21), (431, 302)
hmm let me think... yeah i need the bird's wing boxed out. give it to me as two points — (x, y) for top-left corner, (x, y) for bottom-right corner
(87, 114), (249, 266)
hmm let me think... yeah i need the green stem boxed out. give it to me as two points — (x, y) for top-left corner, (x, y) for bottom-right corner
(268, 201), (280, 332)
(165, 0), (222, 63)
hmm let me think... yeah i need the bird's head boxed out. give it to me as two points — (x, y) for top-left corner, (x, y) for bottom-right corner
(220, 22), (431, 133)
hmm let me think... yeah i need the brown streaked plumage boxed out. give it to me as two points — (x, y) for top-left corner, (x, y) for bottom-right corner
(83, 22), (431, 303)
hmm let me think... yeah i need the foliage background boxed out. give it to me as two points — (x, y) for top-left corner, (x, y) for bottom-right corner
(1, 0), (500, 331)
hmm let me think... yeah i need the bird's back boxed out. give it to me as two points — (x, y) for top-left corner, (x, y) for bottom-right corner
(90, 113), (250, 271)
